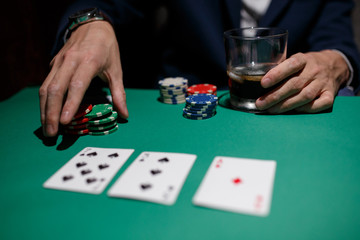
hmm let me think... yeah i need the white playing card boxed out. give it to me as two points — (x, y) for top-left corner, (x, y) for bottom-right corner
(107, 151), (197, 205)
(43, 147), (134, 194)
(192, 156), (276, 216)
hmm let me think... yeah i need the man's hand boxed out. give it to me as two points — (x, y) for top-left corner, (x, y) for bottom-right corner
(255, 50), (350, 113)
(39, 21), (128, 137)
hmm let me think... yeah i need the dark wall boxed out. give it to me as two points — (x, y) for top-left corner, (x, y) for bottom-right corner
(2, 0), (360, 101)
(353, 0), (360, 52)
(2, 0), (72, 101)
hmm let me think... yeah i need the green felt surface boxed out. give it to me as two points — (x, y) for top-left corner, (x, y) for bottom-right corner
(1, 87), (360, 240)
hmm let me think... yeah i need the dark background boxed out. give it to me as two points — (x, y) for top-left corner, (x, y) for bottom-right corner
(2, 0), (360, 101)
(2, 0), (73, 101)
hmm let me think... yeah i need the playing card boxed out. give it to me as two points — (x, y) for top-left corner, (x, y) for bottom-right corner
(192, 156), (276, 216)
(43, 147), (134, 194)
(107, 151), (197, 205)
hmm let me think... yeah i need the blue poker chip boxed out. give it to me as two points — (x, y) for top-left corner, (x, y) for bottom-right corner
(184, 104), (217, 111)
(186, 94), (218, 106)
(184, 106), (217, 114)
(183, 108), (216, 115)
(183, 93), (218, 119)
(183, 105), (216, 111)
(185, 102), (218, 109)
(182, 112), (215, 120)
(183, 110), (216, 118)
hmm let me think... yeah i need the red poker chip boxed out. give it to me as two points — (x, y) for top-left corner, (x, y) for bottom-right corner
(187, 84), (217, 95)
(68, 117), (89, 125)
(72, 104), (93, 120)
(64, 128), (89, 135)
(187, 91), (217, 96)
(64, 123), (88, 130)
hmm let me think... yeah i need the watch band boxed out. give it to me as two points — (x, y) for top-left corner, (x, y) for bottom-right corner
(64, 7), (106, 43)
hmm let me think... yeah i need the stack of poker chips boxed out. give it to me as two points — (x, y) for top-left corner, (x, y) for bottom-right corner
(187, 84), (217, 96)
(63, 103), (119, 136)
(158, 77), (188, 104)
(183, 94), (218, 120)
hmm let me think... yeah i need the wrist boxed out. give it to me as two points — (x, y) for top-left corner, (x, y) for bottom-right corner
(64, 7), (110, 43)
(321, 50), (351, 87)
(329, 49), (354, 87)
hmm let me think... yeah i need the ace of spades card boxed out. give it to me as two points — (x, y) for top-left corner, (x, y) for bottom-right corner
(108, 151), (197, 205)
(43, 147), (134, 194)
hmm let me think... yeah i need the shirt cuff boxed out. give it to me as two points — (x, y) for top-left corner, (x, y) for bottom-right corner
(331, 49), (354, 90)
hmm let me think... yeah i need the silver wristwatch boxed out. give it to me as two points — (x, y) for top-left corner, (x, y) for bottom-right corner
(64, 7), (106, 42)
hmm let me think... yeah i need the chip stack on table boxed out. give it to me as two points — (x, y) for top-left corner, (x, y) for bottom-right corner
(183, 94), (218, 120)
(186, 84), (217, 96)
(158, 77), (188, 104)
(63, 103), (119, 136)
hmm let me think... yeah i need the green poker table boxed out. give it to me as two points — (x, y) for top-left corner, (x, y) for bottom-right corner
(1, 87), (360, 240)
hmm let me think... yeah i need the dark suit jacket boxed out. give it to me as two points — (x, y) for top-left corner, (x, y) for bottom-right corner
(54, 0), (360, 93)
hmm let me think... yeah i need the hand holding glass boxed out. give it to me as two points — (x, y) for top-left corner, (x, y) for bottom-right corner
(224, 27), (288, 112)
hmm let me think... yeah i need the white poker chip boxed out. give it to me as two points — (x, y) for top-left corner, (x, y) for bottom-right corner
(158, 77), (188, 88)
(158, 77), (188, 105)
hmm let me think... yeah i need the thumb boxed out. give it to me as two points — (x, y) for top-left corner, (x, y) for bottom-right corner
(100, 71), (129, 119)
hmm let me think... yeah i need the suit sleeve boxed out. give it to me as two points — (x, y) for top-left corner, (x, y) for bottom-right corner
(306, 0), (360, 93)
(51, 0), (155, 56)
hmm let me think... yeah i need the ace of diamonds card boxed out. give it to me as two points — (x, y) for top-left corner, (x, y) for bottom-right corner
(192, 156), (277, 216)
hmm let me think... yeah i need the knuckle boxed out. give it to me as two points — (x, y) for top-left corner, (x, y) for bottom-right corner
(302, 88), (317, 101)
(62, 48), (77, 61)
(268, 93), (280, 104)
(322, 93), (334, 106)
(113, 87), (127, 102)
(293, 52), (306, 60)
(288, 54), (305, 69)
(46, 115), (58, 126)
(69, 79), (85, 90)
(50, 55), (60, 67)
(277, 104), (291, 113)
(289, 78), (303, 92)
(62, 49), (79, 67)
(84, 54), (102, 69)
(309, 64), (322, 77)
(39, 85), (47, 97)
(47, 82), (62, 96)
(315, 66), (325, 76)
(266, 67), (280, 79)
(281, 102), (292, 111)
(120, 90), (126, 99)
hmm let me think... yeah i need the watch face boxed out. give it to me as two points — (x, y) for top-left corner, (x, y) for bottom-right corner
(69, 7), (98, 20)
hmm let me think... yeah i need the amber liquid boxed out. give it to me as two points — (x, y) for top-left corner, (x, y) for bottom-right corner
(227, 63), (276, 111)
